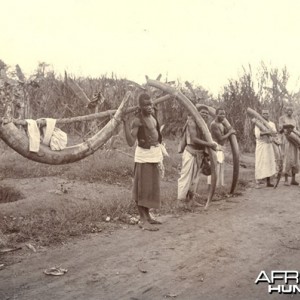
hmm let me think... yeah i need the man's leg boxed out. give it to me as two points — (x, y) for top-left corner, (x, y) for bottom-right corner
(178, 150), (194, 201)
(291, 172), (299, 185)
(284, 174), (290, 186)
(188, 170), (202, 208)
(137, 206), (147, 223)
(145, 208), (162, 225)
(216, 163), (221, 187)
(266, 177), (274, 187)
(207, 175), (211, 191)
(138, 206), (159, 231)
(220, 162), (225, 187)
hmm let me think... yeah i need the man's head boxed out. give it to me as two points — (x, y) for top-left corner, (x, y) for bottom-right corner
(285, 105), (293, 117)
(138, 93), (153, 115)
(262, 109), (269, 121)
(215, 107), (226, 122)
(198, 105), (209, 122)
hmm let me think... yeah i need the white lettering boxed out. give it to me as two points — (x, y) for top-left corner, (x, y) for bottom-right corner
(255, 271), (271, 284)
(292, 285), (300, 293)
(268, 285), (300, 294)
(271, 271), (285, 284)
(268, 285), (282, 294)
(285, 271), (299, 284)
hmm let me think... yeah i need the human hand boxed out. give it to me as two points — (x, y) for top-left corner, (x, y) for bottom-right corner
(209, 142), (218, 151)
(229, 128), (236, 135)
(122, 113), (131, 125)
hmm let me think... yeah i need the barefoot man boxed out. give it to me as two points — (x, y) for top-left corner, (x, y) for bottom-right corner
(208, 107), (236, 187)
(254, 109), (277, 188)
(178, 105), (217, 208)
(279, 105), (299, 186)
(123, 93), (166, 231)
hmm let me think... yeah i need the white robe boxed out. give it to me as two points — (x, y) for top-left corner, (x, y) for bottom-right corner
(254, 121), (277, 180)
(178, 149), (203, 200)
(207, 144), (225, 186)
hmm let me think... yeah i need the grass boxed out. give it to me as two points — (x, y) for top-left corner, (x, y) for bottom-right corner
(0, 138), (254, 248)
(0, 185), (24, 204)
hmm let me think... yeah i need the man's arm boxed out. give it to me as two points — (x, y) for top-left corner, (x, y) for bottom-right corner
(188, 119), (217, 150)
(259, 121), (277, 136)
(123, 118), (139, 147)
(210, 122), (235, 143)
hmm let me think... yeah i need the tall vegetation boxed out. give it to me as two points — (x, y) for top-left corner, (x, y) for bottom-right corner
(1, 60), (299, 149)
(219, 62), (300, 151)
(0, 61), (214, 140)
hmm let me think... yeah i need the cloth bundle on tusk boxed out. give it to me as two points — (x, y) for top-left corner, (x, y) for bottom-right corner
(0, 92), (132, 165)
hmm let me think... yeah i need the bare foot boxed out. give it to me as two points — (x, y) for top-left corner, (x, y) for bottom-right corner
(138, 221), (159, 231)
(191, 200), (203, 207)
(148, 218), (162, 225)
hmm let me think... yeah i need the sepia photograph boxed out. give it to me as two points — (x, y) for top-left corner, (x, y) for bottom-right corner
(1, 0), (300, 299)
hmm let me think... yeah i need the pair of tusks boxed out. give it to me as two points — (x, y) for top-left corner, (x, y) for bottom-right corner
(147, 80), (219, 209)
(246, 108), (283, 188)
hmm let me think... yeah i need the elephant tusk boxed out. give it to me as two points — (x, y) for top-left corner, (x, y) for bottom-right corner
(147, 79), (217, 209)
(0, 92), (131, 165)
(197, 104), (240, 194)
(247, 108), (283, 189)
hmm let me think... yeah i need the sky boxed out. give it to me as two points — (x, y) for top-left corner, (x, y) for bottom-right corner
(1, 0), (300, 96)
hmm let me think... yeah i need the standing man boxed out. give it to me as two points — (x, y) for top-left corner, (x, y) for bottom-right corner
(178, 105), (217, 208)
(279, 105), (299, 186)
(208, 107), (236, 187)
(123, 93), (165, 231)
(254, 109), (277, 188)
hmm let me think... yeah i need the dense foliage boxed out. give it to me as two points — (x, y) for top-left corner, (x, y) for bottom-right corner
(1, 60), (299, 150)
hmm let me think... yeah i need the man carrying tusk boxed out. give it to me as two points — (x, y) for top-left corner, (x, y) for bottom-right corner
(123, 93), (167, 231)
(177, 105), (217, 209)
(207, 107), (236, 188)
(254, 109), (277, 188)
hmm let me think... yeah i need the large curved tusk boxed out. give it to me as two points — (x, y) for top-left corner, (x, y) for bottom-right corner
(247, 108), (277, 133)
(0, 92), (131, 165)
(147, 79), (217, 209)
(197, 104), (240, 194)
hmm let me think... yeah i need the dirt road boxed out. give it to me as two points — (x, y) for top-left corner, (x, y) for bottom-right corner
(1, 183), (300, 300)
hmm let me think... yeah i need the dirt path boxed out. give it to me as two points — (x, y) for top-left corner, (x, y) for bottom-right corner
(1, 183), (300, 300)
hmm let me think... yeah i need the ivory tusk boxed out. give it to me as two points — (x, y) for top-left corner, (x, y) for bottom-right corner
(197, 104), (240, 194)
(147, 79), (217, 209)
(0, 92), (131, 165)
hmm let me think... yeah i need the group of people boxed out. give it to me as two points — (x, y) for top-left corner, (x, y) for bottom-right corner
(177, 106), (235, 207)
(123, 93), (236, 231)
(123, 93), (299, 231)
(254, 106), (299, 188)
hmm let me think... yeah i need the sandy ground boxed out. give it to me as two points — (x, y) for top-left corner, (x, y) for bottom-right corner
(1, 177), (300, 300)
